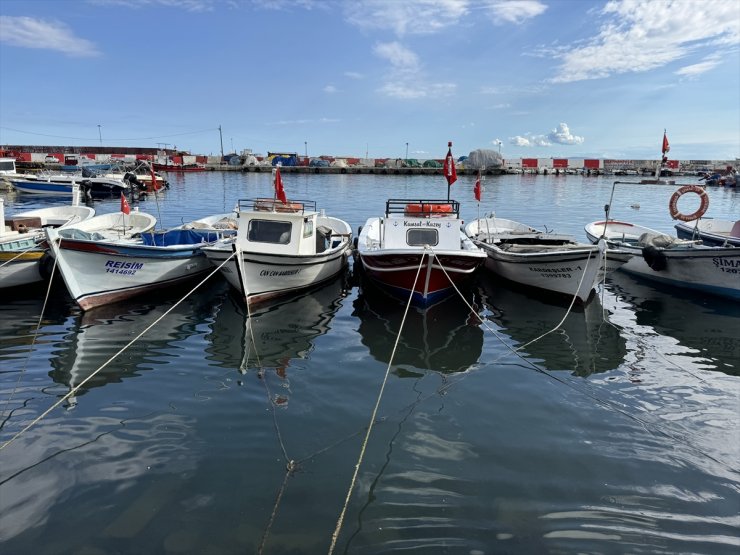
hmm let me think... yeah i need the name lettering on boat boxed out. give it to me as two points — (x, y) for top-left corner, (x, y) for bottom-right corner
(713, 257), (740, 274)
(528, 265), (581, 279)
(404, 220), (443, 228)
(105, 260), (143, 275)
(259, 268), (301, 277)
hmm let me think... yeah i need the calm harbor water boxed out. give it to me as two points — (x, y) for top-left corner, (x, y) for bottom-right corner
(1, 173), (739, 554)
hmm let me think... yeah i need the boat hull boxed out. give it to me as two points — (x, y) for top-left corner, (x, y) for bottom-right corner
(203, 245), (349, 305)
(619, 245), (740, 299)
(477, 243), (603, 303)
(358, 250), (483, 305)
(47, 238), (213, 310)
(0, 249), (45, 288)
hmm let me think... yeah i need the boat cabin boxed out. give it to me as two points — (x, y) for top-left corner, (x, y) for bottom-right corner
(380, 199), (462, 250)
(0, 158), (17, 175)
(235, 198), (334, 255)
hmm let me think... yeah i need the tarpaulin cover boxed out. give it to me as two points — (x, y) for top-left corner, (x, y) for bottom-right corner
(141, 229), (220, 246)
(466, 149), (503, 169)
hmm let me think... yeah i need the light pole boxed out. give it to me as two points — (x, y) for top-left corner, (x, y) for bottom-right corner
(97, 125), (102, 146)
(304, 141), (307, 158)
(405, 142), (408, 160)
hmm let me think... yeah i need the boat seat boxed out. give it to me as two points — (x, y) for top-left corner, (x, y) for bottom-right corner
(730, 221), (740, 238)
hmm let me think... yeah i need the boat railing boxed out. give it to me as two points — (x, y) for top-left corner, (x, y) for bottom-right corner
(385, 199), (460, 218)
(237, 198), (317, 214)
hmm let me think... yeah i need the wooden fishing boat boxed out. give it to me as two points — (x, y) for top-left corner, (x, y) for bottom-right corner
(466, 216), (605, 303)
(355, 199), (486, 305)
(202, 197), (352, 306)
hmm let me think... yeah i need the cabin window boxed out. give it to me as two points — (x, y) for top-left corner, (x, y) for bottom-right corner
(406, 228), (438, 246)
(0, 161), (15, 171)
(303, 220), (314, 238)
(247, 220), (291, 244)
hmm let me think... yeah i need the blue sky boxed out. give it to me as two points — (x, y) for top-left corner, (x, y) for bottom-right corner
(0, 0), (738, 161)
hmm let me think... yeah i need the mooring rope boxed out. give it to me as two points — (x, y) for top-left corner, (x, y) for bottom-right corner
(328, 249), (427, 555)
(0, 252), (236, 451)
(0, 249), (60, 428)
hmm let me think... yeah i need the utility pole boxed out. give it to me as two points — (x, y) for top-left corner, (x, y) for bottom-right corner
(218, 125), (224, 161)
(97, 124), (102, 145)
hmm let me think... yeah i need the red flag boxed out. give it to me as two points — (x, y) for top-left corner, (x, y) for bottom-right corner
(120, 192), (131, 215)
(474, 171), (481, 201)
(150, 165), (160, 191)
(443, 141), (457, 186)
(274, 166), (287, 204)
(662, 131), (670, 154)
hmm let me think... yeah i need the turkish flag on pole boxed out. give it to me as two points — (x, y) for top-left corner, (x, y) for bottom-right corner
(443, 141), (457, 186)
(662, 131), (670, 154)
(474, 171), (481, 201)
(150, 165), (160, 191)
(120, 192), (131, 215)
(274, 166), (287, 204)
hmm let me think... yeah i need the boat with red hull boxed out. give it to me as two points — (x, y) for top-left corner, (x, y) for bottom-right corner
(355, 199), (486, 305)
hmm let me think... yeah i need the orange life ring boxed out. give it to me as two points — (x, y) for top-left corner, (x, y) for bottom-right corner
(669, 185), (709, 222)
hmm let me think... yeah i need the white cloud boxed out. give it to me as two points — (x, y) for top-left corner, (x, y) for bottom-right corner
(547, 123), (584, 145)
(345, 0), (469, 36)
(344, 71), (364, 79)
(324, 85), (338, 93)
(373, 41), (420, 70)
(90, 0), (215, 11)
(675, 54), (722, 78)
(486, 0), (547, 25)
(373, 41), (455, 99)
(509, 134), (551, 147)
(549, 0), (740, 83)
(0, 16), (101, 57)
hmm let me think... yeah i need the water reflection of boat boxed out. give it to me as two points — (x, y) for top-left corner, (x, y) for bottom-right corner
(206, 273), (349, 374)
(477, 277), (627, 376)
(353, 284), (484, 376)
(50, 292), (216, 404)
(607, 271), (740, 375)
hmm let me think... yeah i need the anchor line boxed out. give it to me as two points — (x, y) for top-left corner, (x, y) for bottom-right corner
(328, 250), (426, 555)
(418, 250), (735, 473)
(0, 252), (236, 451)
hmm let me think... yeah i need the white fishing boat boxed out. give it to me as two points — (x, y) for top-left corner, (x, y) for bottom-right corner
(0, 190), (96, 288)
(44, 207), (234, 309)
(355, 200), (486, 305)
(589, 228), (740, 299)
(465, 216), (606, 303)
(674, 218), (740, 247)
(202, 199), (352, 305)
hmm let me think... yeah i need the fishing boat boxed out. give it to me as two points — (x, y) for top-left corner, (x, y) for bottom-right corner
(589, 229), (740, 300)
(202, 198), (352, 305)
(201, 165), (352, 305)
(355, 200), (485, 305)
(465, 216), (605, 304)
(44, 204), (226, 310)
(0, 190), (96, 288)
(674, 218), (740, 247)
(10, 172), (130, 198)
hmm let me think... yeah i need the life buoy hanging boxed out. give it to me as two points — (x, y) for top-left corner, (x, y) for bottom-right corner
(669, 185), (709, 222)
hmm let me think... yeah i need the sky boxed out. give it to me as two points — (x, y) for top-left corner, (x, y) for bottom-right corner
(0, 0), (738, 161)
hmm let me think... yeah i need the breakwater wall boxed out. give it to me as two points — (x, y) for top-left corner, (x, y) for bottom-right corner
(208, 165), (505, 176)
